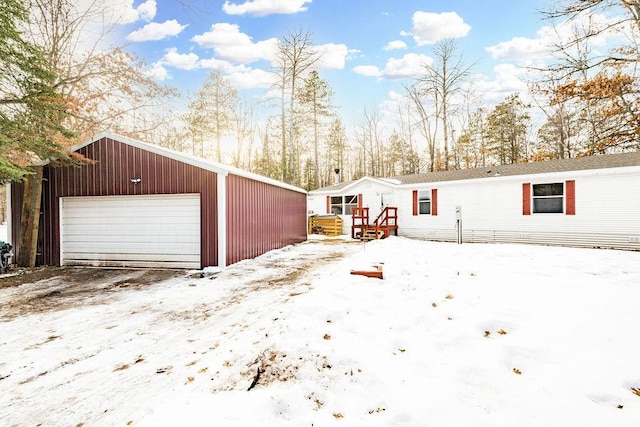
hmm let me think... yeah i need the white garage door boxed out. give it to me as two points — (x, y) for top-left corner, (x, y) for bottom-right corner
(61, 194), (201, 269)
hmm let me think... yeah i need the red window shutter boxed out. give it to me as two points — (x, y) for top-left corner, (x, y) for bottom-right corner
(358, 193), (363, 207)
(522, 183), (531, 215)
(412, 190), (418, 216)
(431, 188), (438, 216)
(326, 195), (330, 214)
(566, 180), (575, 215)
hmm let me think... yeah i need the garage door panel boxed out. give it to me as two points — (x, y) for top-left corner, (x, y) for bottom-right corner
(62, 203), (200, 217)
(63, 206), (200, 219)
(63, 241), (200, 254)
(64, 212), (200, 224)
(63, 252), (201, 262)
(61, 194), (201, 269)
(62, 222), (200, 235)
(61, 234), (199, 244)
(65, 259), (200, 269)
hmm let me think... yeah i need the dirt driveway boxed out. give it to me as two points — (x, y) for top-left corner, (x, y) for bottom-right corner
(0, 239), (359, 426)
(0, 267), (184, 320)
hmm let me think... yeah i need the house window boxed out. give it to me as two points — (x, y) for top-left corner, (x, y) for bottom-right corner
(532, 183), (564, 213)
(418, 190), (431, 215)
(330, 195), (359, 215)
(330, 196), (343, 214)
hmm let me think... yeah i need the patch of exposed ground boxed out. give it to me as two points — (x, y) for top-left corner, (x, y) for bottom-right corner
(0, 240), (354, 323)
(0, 239), (362, 426)
(0, 268), (184, 320)
(0, 266), (66, 289)
(209, 250), (347, 312)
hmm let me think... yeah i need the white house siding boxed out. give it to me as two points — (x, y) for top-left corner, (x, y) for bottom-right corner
(307, 180), (396, 235)
(397, 167), (640, 250)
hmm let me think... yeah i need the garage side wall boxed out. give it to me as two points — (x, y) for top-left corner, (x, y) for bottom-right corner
(30, 137), (218, 267)
(226, 174), (307, 266)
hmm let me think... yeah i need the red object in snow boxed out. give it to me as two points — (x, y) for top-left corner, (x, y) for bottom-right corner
(350, 264), (383, 279)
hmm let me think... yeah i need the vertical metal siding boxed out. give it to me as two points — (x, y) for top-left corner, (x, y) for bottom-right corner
(226, 174), (307, 266)
(14, 137), (219, 267)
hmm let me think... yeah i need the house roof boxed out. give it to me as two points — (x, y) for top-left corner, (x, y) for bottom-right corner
(312, 151), (640, 193)
(309, 176), (400, 194)
(392, 151), (640, 185)
(74, 132), (307, 194)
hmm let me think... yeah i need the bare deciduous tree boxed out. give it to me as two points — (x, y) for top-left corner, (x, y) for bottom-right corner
(298, 70), (334, 189)
(415, 39), (475, 170)
(541, 0), (640, 153)
(272, 28), (320, 185)
(405, 83), (439, 172)
(185, 71), (237, 161)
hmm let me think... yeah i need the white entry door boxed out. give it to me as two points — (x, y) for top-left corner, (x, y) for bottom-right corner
(60, 194), (201, 269)
(381, 192), (394, 208)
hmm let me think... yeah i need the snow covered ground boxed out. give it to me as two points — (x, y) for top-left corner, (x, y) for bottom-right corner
(1, 236), (640, 426)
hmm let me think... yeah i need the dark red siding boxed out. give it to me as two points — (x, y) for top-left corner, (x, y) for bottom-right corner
(12, 137), (218, 267)
(226, 174), (307, 266)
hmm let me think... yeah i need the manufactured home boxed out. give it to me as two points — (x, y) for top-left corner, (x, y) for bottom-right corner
(7, 132), (307, 269)
(308, 152), (640, 250)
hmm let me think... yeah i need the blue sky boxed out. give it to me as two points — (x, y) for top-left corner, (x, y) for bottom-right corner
(111, 0), (558, 126)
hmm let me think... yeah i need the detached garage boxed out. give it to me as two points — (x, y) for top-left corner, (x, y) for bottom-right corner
(9, 132), (307, 269)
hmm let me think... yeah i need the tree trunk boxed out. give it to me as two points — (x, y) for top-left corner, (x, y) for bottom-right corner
(17, 166), (43, 267)
(313, 101), (320, 188)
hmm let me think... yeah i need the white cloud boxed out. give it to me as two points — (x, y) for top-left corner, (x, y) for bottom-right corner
(225, 68), (274, 89)
(192, 23), (278, 64)
(146, 62), (169, 80)
(380, 90), (410, 123)
(354, 53), (432, 80)
(153, 47), (273, 90)
(198, 57), (240, 72)
(137, 0), (157, 21)
(315, 43), (349, 70)
(353, 65), (382, 78)
(126, 20), (187, 42)
(404, 11), (471, 45)
(474, 63), (530, 102)
(486, 36), (553, 62)
(118, 0), (157, 24)
(161, 48), (200, 70)
(198, 60), (273, 90)
(384, 40), (407, 51)
(222, 0), (311, 16)
(382, 53), (432, 79)
(487, 12), (622, 62)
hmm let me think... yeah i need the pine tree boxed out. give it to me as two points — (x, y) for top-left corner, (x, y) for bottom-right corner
(0, 0), (75, 183)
